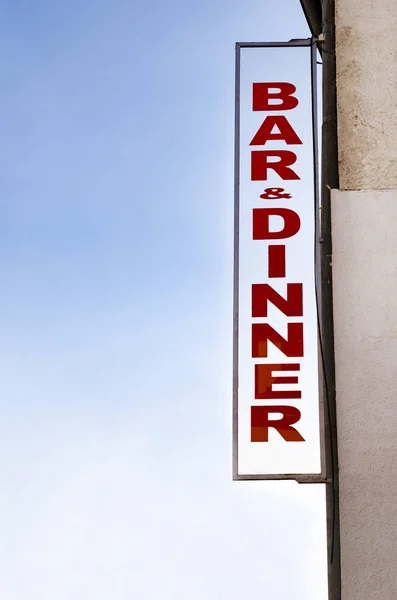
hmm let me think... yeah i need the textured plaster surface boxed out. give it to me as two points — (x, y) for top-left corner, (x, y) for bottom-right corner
(335, 0), (397, 189)
(331, 189), (397, 599)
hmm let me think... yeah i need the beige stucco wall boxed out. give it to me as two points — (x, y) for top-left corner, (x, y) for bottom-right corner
(331, 189), (397, 599)
(335, 0), (397, 190)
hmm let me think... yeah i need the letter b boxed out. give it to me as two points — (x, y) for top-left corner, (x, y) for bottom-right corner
(252, 82), (299, 112)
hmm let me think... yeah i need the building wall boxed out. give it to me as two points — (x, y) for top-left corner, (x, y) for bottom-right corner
(335, 0), (397, 190)
(331, 190), (397, 599)
(333, 1), (397, 598)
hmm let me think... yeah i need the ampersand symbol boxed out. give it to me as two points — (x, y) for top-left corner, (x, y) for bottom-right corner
(260, 187), (292, 200)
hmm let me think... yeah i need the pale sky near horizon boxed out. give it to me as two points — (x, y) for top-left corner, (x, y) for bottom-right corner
(0, 1), (328, 598)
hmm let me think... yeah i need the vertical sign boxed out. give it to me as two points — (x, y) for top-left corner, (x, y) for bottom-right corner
(233, 41), (324, 480)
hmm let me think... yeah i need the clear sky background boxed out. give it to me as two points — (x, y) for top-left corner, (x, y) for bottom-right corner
(0, 1), (328, 598)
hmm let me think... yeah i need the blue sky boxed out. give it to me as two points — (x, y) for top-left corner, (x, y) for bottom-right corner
(0, 1), (328, 598)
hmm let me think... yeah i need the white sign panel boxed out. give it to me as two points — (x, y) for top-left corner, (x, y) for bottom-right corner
(233, 42), (323, 480)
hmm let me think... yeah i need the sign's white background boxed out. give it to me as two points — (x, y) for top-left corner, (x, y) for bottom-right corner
(237, 46), (321, 475)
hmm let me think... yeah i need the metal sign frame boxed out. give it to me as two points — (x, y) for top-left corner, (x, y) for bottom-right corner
(233, 38), (326, 483)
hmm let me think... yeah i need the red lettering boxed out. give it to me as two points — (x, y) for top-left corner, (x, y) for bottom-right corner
(260, 188), (292, 200)
(252, 323), (304, 358)
(252, 82), (299, 112)
(268, 245), (286, 277)
(253, 208), (300, 240)
(252, 283), (303, 317)
(250, 116), (302, 146)
(255, 363), (301, 400)
(251, 150), (300, 181)
(251, 406), (305, 442)
(246, 79), (306, 447)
